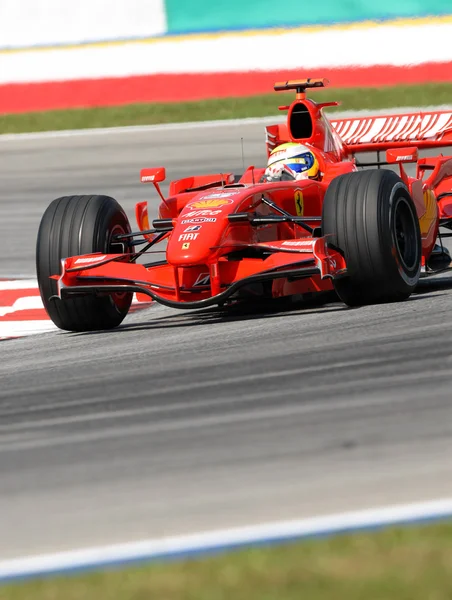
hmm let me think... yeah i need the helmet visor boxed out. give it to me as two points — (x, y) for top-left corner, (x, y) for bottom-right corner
(285, 152), (315, 174)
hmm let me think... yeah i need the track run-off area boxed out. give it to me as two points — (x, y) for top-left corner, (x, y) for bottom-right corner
(0, 117), (452, 564)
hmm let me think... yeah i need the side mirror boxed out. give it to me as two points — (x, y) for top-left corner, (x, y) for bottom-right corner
(140, 167), (166, 183)
(386, 147), (418, 164)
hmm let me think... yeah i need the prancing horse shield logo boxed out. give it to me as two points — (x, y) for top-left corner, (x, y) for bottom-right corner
(294, 190), (304, 216)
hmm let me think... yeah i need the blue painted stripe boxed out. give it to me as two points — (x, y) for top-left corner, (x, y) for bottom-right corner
(1, 503), (452, 584)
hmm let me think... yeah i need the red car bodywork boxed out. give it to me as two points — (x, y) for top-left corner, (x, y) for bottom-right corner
(56, 78), (452, 309)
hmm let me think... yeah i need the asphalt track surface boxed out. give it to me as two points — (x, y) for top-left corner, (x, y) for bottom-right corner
(1, 121), (452, 561)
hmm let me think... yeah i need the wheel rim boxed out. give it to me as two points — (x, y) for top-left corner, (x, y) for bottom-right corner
(393, 196), (419, 272)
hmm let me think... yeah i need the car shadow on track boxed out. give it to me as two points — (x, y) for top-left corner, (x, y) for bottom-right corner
(67, 277), (452, 338)
(69, 292), (346, 337)
(415, 275), (452, 295)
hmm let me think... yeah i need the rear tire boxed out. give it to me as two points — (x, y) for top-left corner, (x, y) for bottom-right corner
(322, 169), (421, 306)
(36, 194), (133, 332)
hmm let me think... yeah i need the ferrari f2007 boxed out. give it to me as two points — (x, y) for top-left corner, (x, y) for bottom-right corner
(36, 78), (452, 331)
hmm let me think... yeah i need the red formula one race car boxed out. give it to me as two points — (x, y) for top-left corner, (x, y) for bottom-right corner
(36, 78), (452, 332)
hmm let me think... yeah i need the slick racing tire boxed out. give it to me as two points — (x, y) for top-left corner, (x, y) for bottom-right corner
(36, 194), (133, 332)
(322, 169), (421, 307)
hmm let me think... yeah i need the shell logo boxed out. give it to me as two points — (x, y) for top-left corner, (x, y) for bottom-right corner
(420, 189), (438, 236)
(188, 198), (233, 209)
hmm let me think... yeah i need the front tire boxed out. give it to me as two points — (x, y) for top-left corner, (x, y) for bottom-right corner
(36, 194), (133, 332)
(322, 169), (421, 306)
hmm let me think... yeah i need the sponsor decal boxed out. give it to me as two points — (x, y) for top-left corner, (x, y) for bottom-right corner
(141, 175), (156, 182)
(269, 149), (286, 161)
(74, 255), (107, 264)
(282, 240), (313, 247)
(178, 233), (199, 242)
(193, 273), (210, 287)
(181, 218), (216, 224)
(184, 225), (202, 232)
(188, 198), (234, 209)
(182, 242), (190, 249)
(183, 210), (222, 217)
(294, 190), (304, 217)
(420, 189), (438, 236)
(201, 191), (240, 199)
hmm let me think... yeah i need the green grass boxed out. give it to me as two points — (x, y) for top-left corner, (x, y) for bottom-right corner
(2, 82), (452, 134)
(2, 522), (452, 600)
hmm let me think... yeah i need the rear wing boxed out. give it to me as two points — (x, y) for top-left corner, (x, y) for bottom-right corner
(265, 110), (452, 156)
(330, 110), (452, 153)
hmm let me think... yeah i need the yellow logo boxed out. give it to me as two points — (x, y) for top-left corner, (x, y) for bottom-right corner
(420, 190), (437, 236)
(182, 242), (190, 249)
(188, 198), (233, 209)
(295, 190), (304, 216)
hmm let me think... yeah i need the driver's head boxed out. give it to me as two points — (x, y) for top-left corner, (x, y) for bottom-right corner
(264, 143), (320, 182)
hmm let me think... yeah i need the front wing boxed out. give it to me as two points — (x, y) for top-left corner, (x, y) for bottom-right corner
(55, 237), (346, 309)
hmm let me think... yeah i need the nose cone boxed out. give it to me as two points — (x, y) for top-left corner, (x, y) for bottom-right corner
(166, 191), (242, 265)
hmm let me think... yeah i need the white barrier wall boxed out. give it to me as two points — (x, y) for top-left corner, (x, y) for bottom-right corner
(3, 20), (452, 84)
(0, 0), (167, 49)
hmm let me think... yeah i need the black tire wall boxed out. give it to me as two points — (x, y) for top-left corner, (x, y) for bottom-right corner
(36, 194), (132, 331)
(322, 169), (421, 306)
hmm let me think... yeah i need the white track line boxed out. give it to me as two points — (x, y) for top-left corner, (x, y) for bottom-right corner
(0, 116), (282, 141)
(0, 499), (451, 582)
(2, 107), (452, 142)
